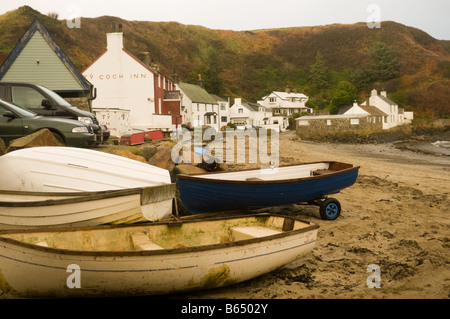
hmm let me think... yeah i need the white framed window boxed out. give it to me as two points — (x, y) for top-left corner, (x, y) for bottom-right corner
(350, 119), (360, 125)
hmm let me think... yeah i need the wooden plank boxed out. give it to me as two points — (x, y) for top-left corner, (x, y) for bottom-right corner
(231, 226), (281, 241)
(131, 232), (163, 251)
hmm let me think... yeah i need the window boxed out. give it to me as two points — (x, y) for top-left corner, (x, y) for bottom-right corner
(220, 103), (226, 110)
(350, 119), (360, 125)
(327, 120), (332, 126)
(238, 108), (243, 114)
(11, 86), (47, 109)
(221, 116), (228, 122)
(213, 116), (217, 124)
(269, 97), (276, 103)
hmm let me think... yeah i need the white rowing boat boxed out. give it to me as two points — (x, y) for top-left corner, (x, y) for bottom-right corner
(0, 213), (318, 298)
(0, 184), (176, 230)
(0, 146), (171, 192)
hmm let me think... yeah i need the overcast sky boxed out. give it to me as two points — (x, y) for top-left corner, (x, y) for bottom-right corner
(1, 0), (449, 40)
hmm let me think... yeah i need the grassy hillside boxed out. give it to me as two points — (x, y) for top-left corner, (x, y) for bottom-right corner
(1, 6), (449, 117)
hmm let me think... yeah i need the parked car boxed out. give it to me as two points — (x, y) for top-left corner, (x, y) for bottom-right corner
(0, 99), (96, 147)
(0, 82), (108, 143)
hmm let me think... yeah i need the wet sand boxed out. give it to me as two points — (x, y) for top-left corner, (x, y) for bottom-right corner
(176, 131), (450, 299)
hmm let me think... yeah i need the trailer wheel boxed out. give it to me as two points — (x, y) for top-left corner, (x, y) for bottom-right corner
(319, 198), (341, 220)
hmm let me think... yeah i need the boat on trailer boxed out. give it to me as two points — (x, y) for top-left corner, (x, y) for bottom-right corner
(0, 146), (171, 192)
(0, 213), (318, 298)
(177, 161), (360, 220)
(0, 184), (176, 230)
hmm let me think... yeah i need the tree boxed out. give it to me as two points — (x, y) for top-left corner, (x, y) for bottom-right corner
(367, 41), (400, 82)
(328, 81), (359, 114)
(308, 52), (330, 90)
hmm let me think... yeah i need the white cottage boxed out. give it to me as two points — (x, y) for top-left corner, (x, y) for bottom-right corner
(82, 32), (178, 137)
(359, 89), (413, 129)
(177, 82), (222, 130)
(229, 98), (287, 131)
(258, 89), (312, 116)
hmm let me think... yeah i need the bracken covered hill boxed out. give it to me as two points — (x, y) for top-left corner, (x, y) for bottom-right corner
(1, 6), (449, 116)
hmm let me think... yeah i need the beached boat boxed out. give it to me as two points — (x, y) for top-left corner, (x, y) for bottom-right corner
(0, 146), (171, 192)
(0, 184), (176, 230)
(0, 213), (318, 298)
(177, 161), (360, 220)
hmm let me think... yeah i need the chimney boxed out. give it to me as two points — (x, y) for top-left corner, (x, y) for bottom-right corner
(140, 52), (151, 66)
(366, 95), (370, 107)
(172, 70), (179, 84)
(197, 74), (204, 88)
(285, 86), (291, 93)
(371, 89), (378, 97)
(353, 100), (358, 107)
(380, 89), (387, 97)
(234, 98), (242, 105)
(107, 32), (124, 52)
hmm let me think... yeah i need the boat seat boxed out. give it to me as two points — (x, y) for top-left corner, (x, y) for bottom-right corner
(312, 169), (334, 176)
(231, 226), (281, 241)
(131, 232), (163, 251)
(36, 241), (49, 247)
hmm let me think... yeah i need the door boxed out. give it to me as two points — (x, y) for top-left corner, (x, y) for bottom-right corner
(0, 104), (23, 144)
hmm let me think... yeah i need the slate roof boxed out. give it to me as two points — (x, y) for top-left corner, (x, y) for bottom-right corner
(178, 82), (217, 104)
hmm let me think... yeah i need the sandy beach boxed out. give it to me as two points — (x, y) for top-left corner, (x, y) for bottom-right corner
(0, 131), (447, 301)
(175, 131), (449, 299)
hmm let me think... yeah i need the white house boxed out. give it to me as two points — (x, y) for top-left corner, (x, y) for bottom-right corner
(258, 89), (312, 116)
(177, 82), (222, 130)
(82, 32), (180, 137)
(229, 98), (288, 131)
(358, 89), (413, 129)
(211, 94), (230, 129)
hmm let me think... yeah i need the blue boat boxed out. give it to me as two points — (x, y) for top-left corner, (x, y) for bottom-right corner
(177, 161), (359, 220)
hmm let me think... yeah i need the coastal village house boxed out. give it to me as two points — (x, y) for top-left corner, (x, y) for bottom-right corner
(258, 88), (312, 116)
(296, 89), (414, 138)
(358, 89), (414, 129)
(82, 30), (181, 137)
(177, 81), (227, 131)
(229, 98), (288, 131)
(0, 18), (93, 111)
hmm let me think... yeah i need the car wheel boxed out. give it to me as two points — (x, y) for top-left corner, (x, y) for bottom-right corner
(51, 131), (65, 145)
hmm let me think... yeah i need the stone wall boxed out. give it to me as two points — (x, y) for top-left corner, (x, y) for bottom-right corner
(296, 116), (383, 139)
(64, 97), (91, 112)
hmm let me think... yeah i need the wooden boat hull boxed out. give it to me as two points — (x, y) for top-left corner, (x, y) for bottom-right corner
(0, 214), (318, 298)
(177, 162), (359, 214)
(0, 184), (176, 230)
(0, 146), (171, 192)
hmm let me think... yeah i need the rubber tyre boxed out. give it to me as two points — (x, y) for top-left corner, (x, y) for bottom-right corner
(319, 198), (341, 220)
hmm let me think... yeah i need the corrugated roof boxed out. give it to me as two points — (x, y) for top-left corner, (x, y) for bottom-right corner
(178, 82), (218, 104)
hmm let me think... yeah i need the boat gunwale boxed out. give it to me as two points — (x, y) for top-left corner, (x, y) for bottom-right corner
(0, 184), (176, 208)
(0, 213), (319, 257)
(176, 161), (360, 184)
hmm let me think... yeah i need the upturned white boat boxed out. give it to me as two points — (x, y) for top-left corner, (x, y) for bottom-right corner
(0, 213), (318, 298)
(0, 146), (171, 192)
(0, 184), (176, 230)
